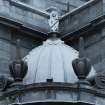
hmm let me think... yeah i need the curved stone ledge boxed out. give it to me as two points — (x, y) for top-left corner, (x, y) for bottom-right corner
(0, 82), (104, 105)
(2, 82), (105, 97)
(12, 101), (95, 105)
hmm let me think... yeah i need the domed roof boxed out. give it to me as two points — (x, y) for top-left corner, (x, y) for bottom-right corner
(23, 37), (95, 84)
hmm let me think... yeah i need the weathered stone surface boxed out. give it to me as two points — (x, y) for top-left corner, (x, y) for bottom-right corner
(56, 91), (72, 100)
(60, 0), (103, 34)
(79, 91), (95, 104)
(0, 0), (50, 33)
(20, 0), (85, 14)
(1, 0), (105, 105)
(96, 97), (105, 105)
(0, 24), (41, 76)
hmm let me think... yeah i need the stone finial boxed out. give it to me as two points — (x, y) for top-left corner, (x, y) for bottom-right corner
(9, 39), (28, 82)
(72, 37), (91, 81)
(16, 39), (21, 60)
(67, 1), (70, 12)
(79, 37), (85, 58)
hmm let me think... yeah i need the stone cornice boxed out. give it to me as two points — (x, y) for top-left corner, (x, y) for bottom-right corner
(62, 14), (105, 41)
(7, 0), (50, 18)
(0, 14), (48, 39)
(2, 82), (105, 98)
(60, 0), (101, 20)
(12, 101), (94, 105)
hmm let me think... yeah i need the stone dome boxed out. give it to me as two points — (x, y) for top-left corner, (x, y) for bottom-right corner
(24, 36), (95, 84)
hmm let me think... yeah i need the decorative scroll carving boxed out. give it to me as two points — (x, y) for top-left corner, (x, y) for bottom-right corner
(0, 76), (13, 91)
(95, 71), (105, 89)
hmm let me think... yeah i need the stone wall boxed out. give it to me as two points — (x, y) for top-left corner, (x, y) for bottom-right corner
(0, 24), (40, 76)
(84, 27), (105, 73)
(0, 24), (11, 76)
(59, 0), (103, 35)
(0, 0), (50, 33)
(20, 0), (86, 15)
(67, 26), (105, 73)
(103, 0), (105, 13)
(59, 0), (105, 73)
(0, 0), (105, 75)
(65, 27), (105, 73)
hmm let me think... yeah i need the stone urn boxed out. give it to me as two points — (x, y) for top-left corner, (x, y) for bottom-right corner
(72, 57), (91, 80)
(9, 60), (28, 82)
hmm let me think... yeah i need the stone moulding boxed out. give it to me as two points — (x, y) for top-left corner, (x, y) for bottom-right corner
(0, 0), (50, 34)
(6, 0), (50, 18)
(61, 14), (105, 41)
(0, 15), (47, 39)
(1, 82), (105, 98)
(12, 101), (95, 105)
(59, 0), (103, 35)
(60, 0), (101, 20)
